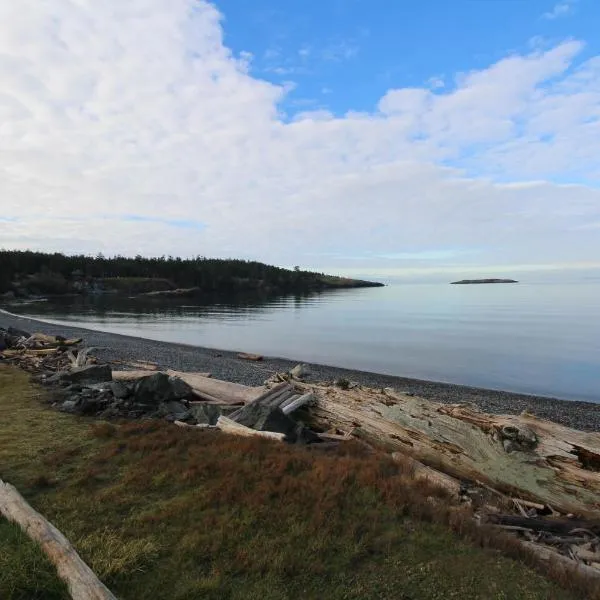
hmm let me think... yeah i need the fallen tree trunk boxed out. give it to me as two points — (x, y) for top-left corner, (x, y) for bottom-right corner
(0, 479), (117, 600)
(303, 383), (600, 515)
(167, 370), (264, 404)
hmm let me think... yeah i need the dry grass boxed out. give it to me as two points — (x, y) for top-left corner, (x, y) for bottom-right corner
(0, 365), (591, 599)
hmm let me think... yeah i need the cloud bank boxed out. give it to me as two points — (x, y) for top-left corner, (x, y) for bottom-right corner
(1, 0), (599, 277)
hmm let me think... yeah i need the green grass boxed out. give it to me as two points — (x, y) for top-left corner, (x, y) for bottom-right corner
(0, 365), (587, 600)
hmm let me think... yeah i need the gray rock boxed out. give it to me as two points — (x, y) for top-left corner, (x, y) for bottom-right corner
(189, 403), (228, 426)
(157, 400), (191, 421)
(61, 399), (80, 412)
(233, 404), (298, 439)
(132, 372), (192, 406)
(168, 376), (193, 399)
(109, 381), (130, 399)
(57, 364), (112, 385)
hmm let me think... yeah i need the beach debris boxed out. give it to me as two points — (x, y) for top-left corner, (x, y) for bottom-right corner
(0, 478), (117, 600)
(289, 363), (309, 380)
(237, 352), (263, 361)
(216, 416), (287, 441)
(304, 381), (600, 516)
(47, 364), (112, 386)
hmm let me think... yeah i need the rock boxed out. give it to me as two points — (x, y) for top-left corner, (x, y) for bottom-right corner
(168, 376), (193, 399)
(64, 384), (83, 394)
(233, 404), (298, 439)
(132, 373), (192, 406)
(157, 401), (191, 421)
(188, 403), (236, 426)
(57, 364), (112, 385)
(61, 399), (80, 413)
(7, 326), (31, 339)
(109, 381), (130, 399)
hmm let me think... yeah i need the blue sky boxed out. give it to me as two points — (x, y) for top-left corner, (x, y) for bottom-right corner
(218, 0), (597, 117)
(1, 0), (600, 279)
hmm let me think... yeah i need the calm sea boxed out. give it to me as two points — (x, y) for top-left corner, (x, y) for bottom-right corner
(7, 283), (600, 402)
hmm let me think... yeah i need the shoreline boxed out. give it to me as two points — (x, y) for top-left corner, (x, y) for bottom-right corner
(2, 308), (599, 432)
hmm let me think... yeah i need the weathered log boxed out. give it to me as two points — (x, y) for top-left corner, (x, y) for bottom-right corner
(522, 541), (600, 583)
(487, 515), (600, 536)
(228, 383), (293, 420)
(173, 420), (215, 429)
(281, 392), (314, 415)
(392, 453), (462, 496)
(167, 370), (263, 404)
(112, 370), (211, 382)
(237, 352), (263, 361)
(0, 479), (117, 600)
(216, 416), (286, 441)
(303, 383), (600, 515)
(248, 381), (292, 405)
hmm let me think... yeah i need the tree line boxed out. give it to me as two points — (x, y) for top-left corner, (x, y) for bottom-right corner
(0, 250), (349, 296)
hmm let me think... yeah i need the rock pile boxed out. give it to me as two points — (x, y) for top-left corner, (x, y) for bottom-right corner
(2, 326), (319, 442)
(46, 371), (200, 422)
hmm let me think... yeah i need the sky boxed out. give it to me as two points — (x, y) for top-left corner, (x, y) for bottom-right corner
(1, 0), (600, 280)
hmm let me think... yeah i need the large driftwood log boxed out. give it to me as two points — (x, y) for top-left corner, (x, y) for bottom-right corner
(304, 383), (600, 515)
(0, 479), (117, 600)
(167, 370), (264, 404)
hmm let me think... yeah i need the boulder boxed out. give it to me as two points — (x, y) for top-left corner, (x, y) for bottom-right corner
(233, 404), (298, 439)
(188, 403), (237, 426)
(109, 381), (130, 400)
(132, 373), (192, 406)
(157, 401), (192, 422)
(55, 364), (112, 385)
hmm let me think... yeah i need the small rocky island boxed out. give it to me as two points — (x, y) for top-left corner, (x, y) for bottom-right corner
(450, 278), (518, 285)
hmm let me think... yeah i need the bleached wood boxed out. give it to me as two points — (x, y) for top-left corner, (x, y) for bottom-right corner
(167, 370), (264, 404)
(0, 479), (117, 600)
(302, 382), (600, 515)
(216, 416), (286, 441)
(281, 392), (314, 415)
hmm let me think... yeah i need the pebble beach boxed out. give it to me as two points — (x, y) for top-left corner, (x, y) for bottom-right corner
(2, 308), (599, 432)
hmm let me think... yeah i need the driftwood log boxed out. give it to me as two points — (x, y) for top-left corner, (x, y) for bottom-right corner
(167, 370), (263, 404)
(0, 479), (117, 600)
(303, 383), (600, 516)
(216, 416), (286, 441)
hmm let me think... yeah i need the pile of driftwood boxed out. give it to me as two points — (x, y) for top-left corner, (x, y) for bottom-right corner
(0, 326), (83, 373)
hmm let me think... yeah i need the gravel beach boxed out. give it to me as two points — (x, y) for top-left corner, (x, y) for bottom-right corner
(2, 308), (599, 431)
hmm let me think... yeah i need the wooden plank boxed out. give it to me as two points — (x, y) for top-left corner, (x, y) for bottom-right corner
(0, 479), (117, 600)
(281, 392), (314, 415)
(216, 416), (286, 441)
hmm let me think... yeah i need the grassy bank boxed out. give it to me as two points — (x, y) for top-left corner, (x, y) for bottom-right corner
(0, 365), (583, 599)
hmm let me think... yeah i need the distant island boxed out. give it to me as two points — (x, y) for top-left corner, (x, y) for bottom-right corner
(0, 250), (384, 299)
(450, 278), (518, 285)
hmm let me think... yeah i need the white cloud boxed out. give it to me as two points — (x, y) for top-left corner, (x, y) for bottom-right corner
(543, 1), (576, 20)
(0, 0), (599, 276)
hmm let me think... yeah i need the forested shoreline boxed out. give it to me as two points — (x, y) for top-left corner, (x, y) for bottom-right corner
(0, 250), (383, 297)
